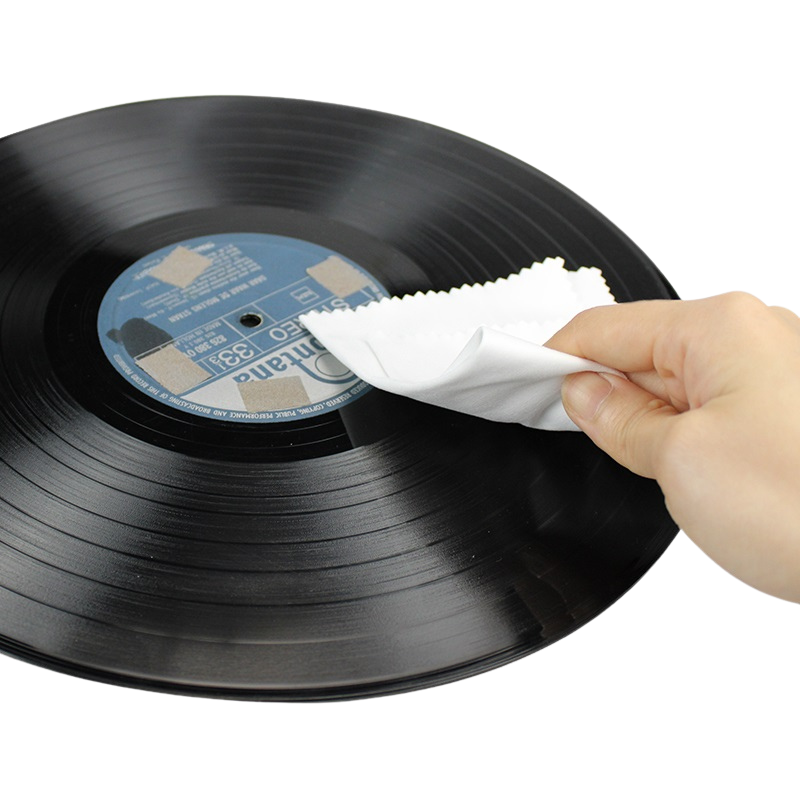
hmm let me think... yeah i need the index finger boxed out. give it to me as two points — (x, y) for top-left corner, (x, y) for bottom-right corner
(543, 299), (681, 373)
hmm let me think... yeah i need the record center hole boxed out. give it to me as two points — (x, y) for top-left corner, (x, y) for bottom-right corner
(240, 313), (263, 328)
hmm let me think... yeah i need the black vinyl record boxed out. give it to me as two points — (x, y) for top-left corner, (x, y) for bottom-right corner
(0, 97), (677, 700)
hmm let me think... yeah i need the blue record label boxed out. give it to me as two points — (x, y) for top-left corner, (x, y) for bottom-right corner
(97, 233), (388, 422)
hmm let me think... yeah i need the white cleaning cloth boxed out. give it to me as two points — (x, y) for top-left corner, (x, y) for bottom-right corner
(299, 257), (618, 430)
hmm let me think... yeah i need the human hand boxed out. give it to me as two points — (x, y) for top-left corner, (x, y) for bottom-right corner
(544, 293), (800, 603)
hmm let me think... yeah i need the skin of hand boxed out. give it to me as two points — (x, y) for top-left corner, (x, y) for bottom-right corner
(544, 292), (800, 603)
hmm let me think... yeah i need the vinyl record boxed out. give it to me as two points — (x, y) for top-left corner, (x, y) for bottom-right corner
(0, 97), (677, 699)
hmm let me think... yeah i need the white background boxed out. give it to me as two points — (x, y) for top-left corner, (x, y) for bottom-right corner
(1, 2), (798, 798)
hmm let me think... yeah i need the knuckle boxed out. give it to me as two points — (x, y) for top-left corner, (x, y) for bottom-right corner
(770, 305), (800, 324)
(714, 291), (766, 316)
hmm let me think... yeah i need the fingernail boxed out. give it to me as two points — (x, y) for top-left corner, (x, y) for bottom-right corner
(562, 372), (614, 420)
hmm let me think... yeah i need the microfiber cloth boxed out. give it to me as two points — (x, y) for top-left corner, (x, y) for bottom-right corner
(299, 257), (618, 430)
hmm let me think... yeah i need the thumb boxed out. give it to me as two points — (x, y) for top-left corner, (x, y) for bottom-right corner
(561, 372), (680, 479)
